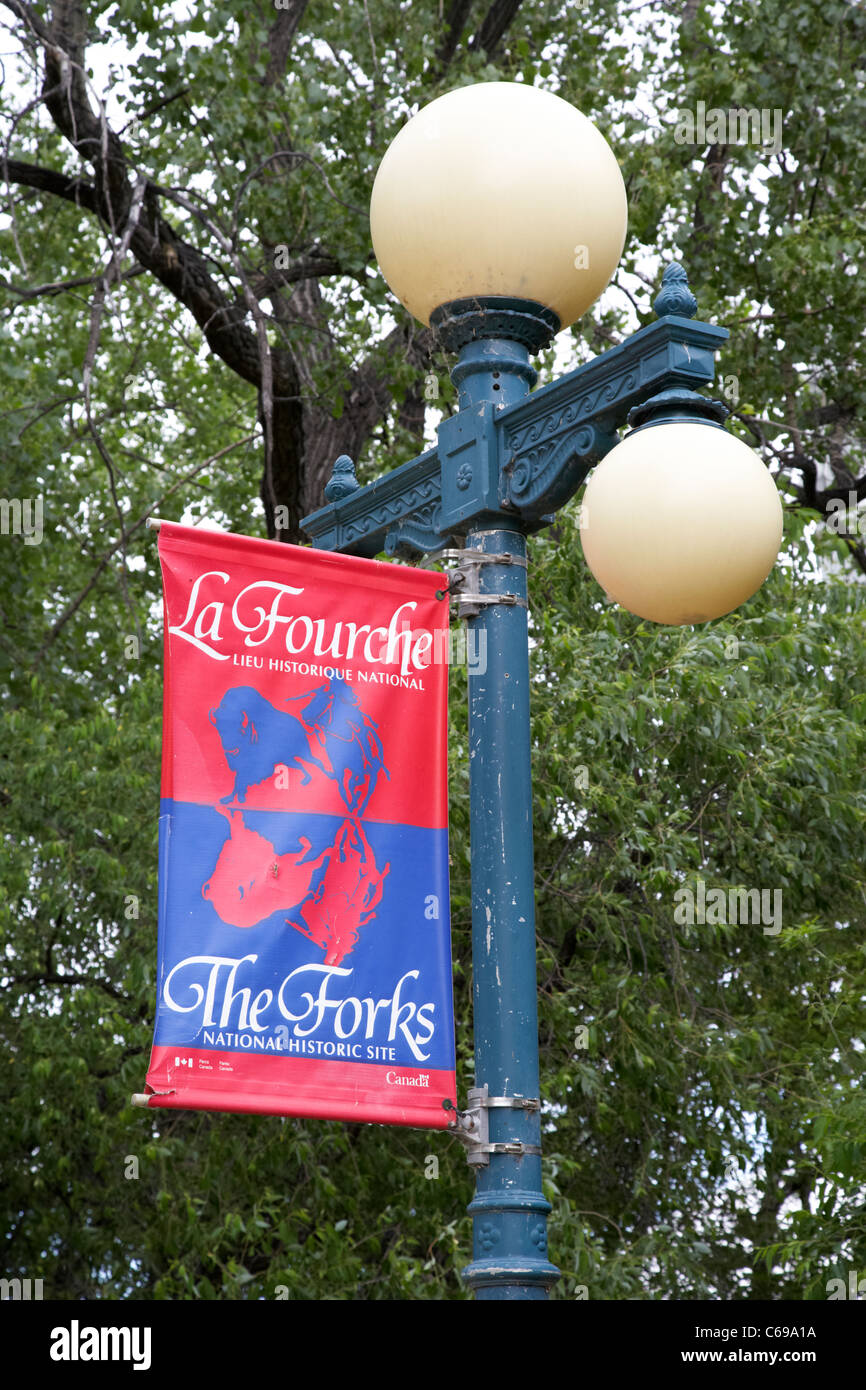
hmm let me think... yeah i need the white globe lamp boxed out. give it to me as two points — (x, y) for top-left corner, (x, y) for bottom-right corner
(579, 395), (784, 625)
(370, 81), (627, 332)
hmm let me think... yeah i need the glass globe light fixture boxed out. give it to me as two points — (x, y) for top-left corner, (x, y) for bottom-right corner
(370, 81), (627, 332)
(579, 393), (784, 625)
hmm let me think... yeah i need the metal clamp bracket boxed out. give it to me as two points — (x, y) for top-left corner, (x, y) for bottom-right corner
(449, 1084), (542, 1168)
(438, 549), (528, 569)
(457, 592), (528, 613)
(454, 590), (529, 619)
(436, 549), (529, 620)
(484, 1094), (541, 1111)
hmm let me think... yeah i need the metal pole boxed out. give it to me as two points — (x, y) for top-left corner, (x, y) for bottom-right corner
(440, 332), (560, 1299)
(460, 526), (559, 1299)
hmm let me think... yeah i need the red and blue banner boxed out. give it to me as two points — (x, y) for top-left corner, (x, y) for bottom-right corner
(136, 522), (456, 1128)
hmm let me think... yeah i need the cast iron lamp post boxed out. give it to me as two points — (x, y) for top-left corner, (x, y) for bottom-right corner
(301, 82), (783, 1300)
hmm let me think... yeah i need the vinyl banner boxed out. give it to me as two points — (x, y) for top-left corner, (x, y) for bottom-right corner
(136, 522), (456, 1128)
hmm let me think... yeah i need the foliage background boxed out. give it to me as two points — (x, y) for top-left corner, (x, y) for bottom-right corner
(1, 0), (864, 1299)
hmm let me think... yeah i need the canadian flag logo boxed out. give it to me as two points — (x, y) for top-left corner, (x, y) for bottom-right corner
(174, 1055), (193, 1068)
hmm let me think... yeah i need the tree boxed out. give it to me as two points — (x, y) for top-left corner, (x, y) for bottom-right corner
(1, 0), (864, 1299)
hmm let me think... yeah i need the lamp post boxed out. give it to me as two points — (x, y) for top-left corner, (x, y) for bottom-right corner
(301, 82), (782, 1301)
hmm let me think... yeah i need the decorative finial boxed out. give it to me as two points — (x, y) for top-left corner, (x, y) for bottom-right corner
(324, 455), (360, 503)
(653, 262), (698, 320)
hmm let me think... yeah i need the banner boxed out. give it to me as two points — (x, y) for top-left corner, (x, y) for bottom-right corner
(135, 522), (456, 1128)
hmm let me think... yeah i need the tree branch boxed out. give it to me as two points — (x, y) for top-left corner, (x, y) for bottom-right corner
(1, 968), (132, 1006)
(261, 0), (308, 88)
(3, 157), (97, 213)
(31, 432), (258, 669)
(471, 0), (524, 56)
(4, 264), (146, 299)
(0, 0), (51, 45)
(436, 0), (474, 70)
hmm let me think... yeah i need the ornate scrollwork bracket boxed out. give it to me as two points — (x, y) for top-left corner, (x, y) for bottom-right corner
(501, 418), (620, 521)
(302, 264), (730, 555)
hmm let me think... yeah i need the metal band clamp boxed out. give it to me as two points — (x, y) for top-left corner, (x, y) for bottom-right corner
(450, 1084), (542, 1168)
(435, 549), (529, 619)
(437, 549), (528, 569)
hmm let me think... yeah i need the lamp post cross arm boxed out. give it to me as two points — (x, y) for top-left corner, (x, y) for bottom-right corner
(301, 298), (727, 554)
(495, 311), (728, 523)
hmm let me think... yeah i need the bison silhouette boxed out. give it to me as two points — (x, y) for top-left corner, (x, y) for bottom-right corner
(292, 815), (390, 966)
(297, 677), (389, 815)
(209, 686), (326, 806)
(201, 808), (388, 964)
(202, 806), (329, 929)
(209, 677), (388, 812)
